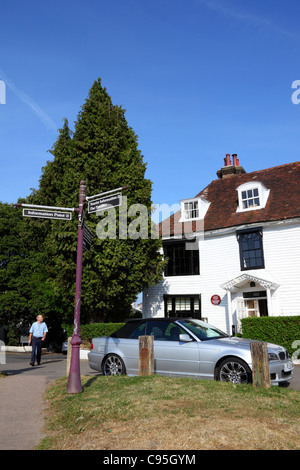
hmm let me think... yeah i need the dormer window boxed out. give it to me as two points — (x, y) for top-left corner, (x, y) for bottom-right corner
(241, 188), (260, 209)
(183, 200), (199, 220)
(179, 196), (211, 222)
(236, 181), (269, 213)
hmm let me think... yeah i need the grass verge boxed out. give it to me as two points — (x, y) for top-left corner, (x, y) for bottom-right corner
(37, 374), (300, 450)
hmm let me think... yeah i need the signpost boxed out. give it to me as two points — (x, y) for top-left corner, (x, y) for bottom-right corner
(66, 180), (86, 394)
(14, 182), (128, 394)
(83, 223), (93, 252)
(23, 208), (72, 220)
(88, 192), (122, 214)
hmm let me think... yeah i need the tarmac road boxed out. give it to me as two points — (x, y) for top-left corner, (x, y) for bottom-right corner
(0, 352), (299, 450)
(0, 351), (95, 382)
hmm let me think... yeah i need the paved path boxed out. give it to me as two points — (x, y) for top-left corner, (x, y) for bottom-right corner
(0, 352), (95, 450)
(0, 374), (47, 450)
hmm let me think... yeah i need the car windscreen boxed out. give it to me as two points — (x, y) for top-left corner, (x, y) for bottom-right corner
(178, 319), (228, 341)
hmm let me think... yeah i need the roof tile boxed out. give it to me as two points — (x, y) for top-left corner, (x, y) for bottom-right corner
(160, 161), (300, 236)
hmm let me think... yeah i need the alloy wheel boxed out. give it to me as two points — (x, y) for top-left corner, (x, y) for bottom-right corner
(103, 354), (125, 376)
(219, 359), (250, 384)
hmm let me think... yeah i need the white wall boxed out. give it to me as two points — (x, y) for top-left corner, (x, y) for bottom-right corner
(143, 220), (300, 333)
(262, 222), (300, 316)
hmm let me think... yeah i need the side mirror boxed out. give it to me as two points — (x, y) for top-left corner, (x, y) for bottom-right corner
(179, 334), (193, 342)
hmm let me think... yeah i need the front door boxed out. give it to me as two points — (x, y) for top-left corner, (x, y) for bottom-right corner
(258, 299), (268, 317)
(236, 293), (269, 333)
(245, 298), (268, 317)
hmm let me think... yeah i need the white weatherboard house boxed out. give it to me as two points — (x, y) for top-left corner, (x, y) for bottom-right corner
(143, 156), (300, 335)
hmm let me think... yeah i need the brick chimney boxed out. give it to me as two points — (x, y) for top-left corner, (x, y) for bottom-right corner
(217, 153), (246, 179)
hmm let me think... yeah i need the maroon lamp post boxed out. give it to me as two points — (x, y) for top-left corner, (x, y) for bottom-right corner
(66, 180), (86, 394)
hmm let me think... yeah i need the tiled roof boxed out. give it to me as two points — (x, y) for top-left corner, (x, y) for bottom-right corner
(160, 160), (300, 236)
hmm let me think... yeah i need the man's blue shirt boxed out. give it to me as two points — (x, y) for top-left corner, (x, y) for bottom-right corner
(29, 322), (48, 338)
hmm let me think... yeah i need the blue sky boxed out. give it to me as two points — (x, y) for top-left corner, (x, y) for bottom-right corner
(1, 0), (300, 208)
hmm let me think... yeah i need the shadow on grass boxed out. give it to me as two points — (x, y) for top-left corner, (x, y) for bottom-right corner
(82, 374), (101, 389)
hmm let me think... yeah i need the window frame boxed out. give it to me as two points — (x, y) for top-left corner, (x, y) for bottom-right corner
(236, 227), (265, 271)
(236, 181), (270, 213)
(164, 294), (201, 319)
(163, 238), (200, 276)
(179, 196), (211, 222)
(241, 187), (260, 210)
(183, 200), (199, 220)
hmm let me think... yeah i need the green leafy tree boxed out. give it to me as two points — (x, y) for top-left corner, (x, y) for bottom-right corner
(0, 203), (59, 343)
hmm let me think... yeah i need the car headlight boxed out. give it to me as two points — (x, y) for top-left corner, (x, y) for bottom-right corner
(268, 353), (278, 361)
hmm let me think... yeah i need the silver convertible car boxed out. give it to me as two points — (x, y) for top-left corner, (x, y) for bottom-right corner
(88, 318), (294, 385)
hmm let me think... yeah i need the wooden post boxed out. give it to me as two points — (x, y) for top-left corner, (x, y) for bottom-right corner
(250, 342), (271, 388)
(139, 335), (154, 376)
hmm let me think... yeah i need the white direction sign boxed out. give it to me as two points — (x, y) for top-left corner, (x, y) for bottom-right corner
(23, 208), (72, 221)
(88, 192), (122, 214)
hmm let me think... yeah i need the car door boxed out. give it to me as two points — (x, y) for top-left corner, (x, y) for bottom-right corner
(118, 321), (146, 375)
(146, 321), (200, 377)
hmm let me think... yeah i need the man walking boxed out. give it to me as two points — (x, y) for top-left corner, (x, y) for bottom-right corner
(29, 315), (48, 366)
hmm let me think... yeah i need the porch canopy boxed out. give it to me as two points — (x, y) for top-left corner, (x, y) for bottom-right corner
(220, 273), (280, 293)
(220, 273), (280, 333)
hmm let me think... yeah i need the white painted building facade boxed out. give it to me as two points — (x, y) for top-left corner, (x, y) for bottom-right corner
(143, 157), (300, 335)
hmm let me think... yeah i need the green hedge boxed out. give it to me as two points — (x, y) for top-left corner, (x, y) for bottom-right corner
(63, 323), (125, 344)
(241, 316), (300, 359)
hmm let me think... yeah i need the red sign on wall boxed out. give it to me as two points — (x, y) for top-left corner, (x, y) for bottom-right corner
(211, 295), (221, 305)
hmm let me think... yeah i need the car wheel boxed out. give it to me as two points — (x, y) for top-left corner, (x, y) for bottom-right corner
(103, 354), (126, 376)
(217, 357), (252, 384)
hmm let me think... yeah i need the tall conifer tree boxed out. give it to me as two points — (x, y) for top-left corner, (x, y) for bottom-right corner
(37, 78), (165, 322)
